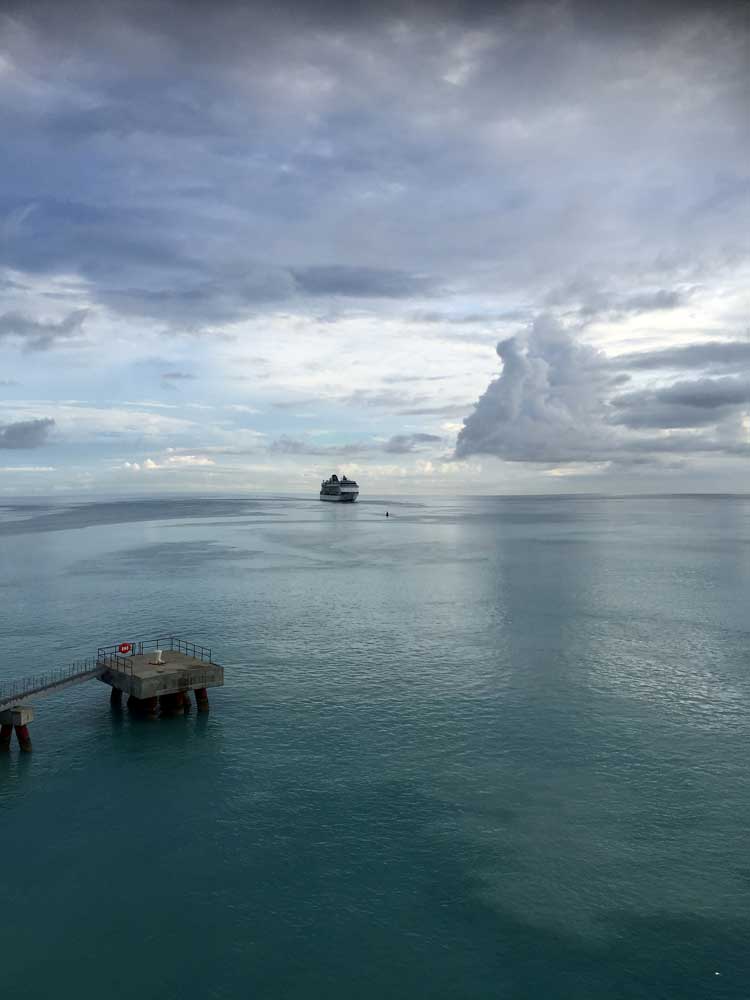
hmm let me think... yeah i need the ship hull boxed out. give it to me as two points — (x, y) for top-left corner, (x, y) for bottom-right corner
(320, 492), (358, 502)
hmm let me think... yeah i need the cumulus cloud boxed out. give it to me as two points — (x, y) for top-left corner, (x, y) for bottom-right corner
(0, 417), (55, 448)
(456, 317), (750, 465)
(455, 316), (615, 463)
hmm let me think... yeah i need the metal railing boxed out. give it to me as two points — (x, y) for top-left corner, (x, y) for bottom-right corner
(154, 637), (212, 662)
(0, 658), (103, 709)
(96, 650), (136, 676)
(96, 636), (212, 672)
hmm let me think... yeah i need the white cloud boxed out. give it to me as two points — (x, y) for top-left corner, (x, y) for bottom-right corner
(0, 465), (55, 472)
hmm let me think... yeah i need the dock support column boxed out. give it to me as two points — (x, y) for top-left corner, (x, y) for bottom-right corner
(15, 724), (32, 753)
(195, 688), (209, 713)
(159, 693), (184, 717)
(181, 690), (191, 713)
(110, 688), (123, 707)
(0, 706), (33, 751)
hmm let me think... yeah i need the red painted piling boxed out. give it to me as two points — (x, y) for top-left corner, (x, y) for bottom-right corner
(194, 687), (209, 712)
(15, 724), (32, 752)
(0, 724), (12, 751)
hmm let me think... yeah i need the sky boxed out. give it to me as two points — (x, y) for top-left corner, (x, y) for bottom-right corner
(0, 0), (749, 497)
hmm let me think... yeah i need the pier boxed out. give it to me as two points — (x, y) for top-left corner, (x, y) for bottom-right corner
(0, 636), (223, 751)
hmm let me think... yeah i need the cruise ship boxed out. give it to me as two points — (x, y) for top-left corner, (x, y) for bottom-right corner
(320, 474), (359, 502)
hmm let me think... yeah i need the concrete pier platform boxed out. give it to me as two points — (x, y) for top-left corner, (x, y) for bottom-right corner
(0, 705), (34, 727)
(97, 650), (223, 701)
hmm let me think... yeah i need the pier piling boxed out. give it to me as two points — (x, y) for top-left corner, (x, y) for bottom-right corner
(0, 707), (34, 753)
(15, 724), (32, 753)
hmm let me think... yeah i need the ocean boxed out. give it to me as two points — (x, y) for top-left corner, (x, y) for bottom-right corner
(0, 494), (748, 999)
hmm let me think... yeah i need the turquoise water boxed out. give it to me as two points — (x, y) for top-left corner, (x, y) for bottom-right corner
(0, 494), (748, 999)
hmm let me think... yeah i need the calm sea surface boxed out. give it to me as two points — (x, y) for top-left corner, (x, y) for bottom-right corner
(1, 494), (749, 999)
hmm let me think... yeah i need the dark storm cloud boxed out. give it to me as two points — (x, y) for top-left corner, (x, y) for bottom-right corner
(0, 309), (88, 350)
(0, 417), (55, 449)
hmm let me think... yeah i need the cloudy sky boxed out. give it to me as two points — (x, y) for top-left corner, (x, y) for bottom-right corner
(1, 0), (748, 496)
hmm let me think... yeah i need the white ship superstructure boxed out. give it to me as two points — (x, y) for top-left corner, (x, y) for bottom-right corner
(320, 474), (359, 502)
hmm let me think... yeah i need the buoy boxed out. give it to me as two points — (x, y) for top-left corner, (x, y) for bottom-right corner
(118, 642), (132, 655)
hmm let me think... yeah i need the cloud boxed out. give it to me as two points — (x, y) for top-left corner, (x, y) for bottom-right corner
(397, 402), (475, 417)
(123, 453), (215, 470)
(4, 0), (745, 338)
(545, 279), (691, 321)
(268, 435), (366, 456)
(0, 0), (749, 491)
(610, 377), (750, 429)
(383, 433), (442, 453)
(291, 266), (434, 298)
(267, 431), (444, 456)
(382, 374), (450, 384)
(456, 316), (750, 464)
(0, 310), (88, 350)
(613, 341), (750, 372)
(0, 417), (55, 448)
(161, 371), (197, 381)
(225, 404), (260, 414)
(0, 466), (55, 472)
(456, 315), (614, 463)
